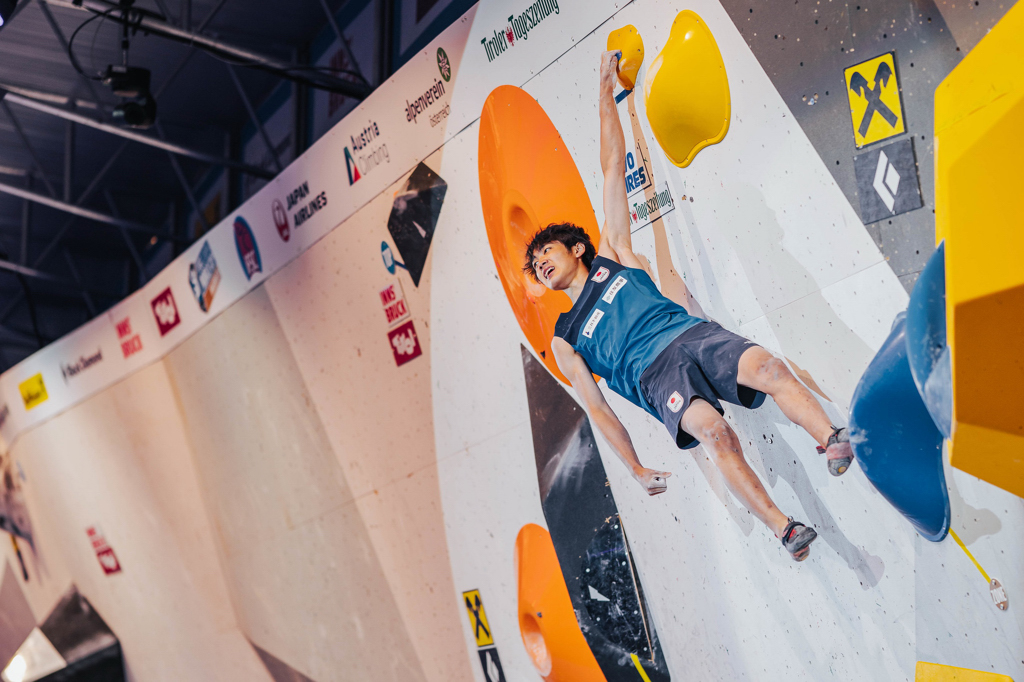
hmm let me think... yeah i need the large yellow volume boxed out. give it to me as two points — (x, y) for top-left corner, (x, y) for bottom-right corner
(916, 661), (1015, 681)
(934, 0), (1024, 499)
(643, 10), (730, 168)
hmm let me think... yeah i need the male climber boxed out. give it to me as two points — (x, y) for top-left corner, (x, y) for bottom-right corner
(524, 51), (854, 561)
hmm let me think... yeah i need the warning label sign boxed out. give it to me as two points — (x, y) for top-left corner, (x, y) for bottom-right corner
(844, 52), (906, 148)
(462, 589), (494, 647)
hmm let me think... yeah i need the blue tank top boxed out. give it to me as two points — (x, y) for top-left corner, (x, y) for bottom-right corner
(554, 256), (704, 417)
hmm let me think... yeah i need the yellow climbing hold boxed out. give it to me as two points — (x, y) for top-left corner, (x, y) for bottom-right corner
(916, 661), (1015, 681)
(607, 25), (644, 90)
(644, 10), (730, 168)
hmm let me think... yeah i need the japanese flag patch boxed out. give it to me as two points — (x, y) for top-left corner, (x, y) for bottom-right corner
(667, 391), (685, 413)
(592, 266), (610, 283)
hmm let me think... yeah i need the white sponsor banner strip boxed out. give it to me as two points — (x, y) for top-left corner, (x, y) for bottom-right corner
(0, 0), (624, 449)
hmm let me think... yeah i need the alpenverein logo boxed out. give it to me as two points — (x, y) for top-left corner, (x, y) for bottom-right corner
(19, 373), (48, 411)
(436, 47), (451, 82)
(480, 0), (560, 63)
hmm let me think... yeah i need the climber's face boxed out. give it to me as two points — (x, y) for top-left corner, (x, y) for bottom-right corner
(530, 241), (585, 291)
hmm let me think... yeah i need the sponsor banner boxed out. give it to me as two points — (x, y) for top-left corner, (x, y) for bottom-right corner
(628, 182), (676, 233)
(0, 0), (626, 448)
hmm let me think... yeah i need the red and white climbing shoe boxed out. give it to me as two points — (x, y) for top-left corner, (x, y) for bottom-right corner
(816, 426), (854, 477)
(780, 517), (817, 562)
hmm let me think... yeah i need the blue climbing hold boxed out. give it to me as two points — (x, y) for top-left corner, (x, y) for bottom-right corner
(849, 314), (950, 541)
(905, 241), (953, 438)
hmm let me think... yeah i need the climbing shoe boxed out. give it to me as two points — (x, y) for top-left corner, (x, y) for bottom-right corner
(780, 517), (817, 562)
(817, 426), (853, 477)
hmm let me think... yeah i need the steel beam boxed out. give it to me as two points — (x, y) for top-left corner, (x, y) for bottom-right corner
(0, 100), (59, 198)
(62, 250), (97, 316)
(0, 139), (145, 327)
(151, 0), (173, 23)
(226, 65), (281, 172)
(154, 121), (209, 235)
(37, 0), (108, 109)
(317, 0), (367, 85)
(63, 116), (75, 203)
(104, 189), (147, 285)
(3, 92), (275, 179)
(43, 0), (372, 97)
(20, 177), (31, 265)
(0, 256), (117, 298)
(0, 180), (177, 240)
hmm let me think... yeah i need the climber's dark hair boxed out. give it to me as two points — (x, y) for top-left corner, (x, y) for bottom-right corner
(523, 223), (596, 281)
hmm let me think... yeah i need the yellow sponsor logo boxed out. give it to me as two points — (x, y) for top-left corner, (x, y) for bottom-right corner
(462, 589), (494, 647)
(19, 373), (48, 410)
(845, 52), (905, 147)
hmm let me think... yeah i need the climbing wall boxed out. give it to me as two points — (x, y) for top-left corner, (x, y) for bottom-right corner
(0, 1), (1020, 681)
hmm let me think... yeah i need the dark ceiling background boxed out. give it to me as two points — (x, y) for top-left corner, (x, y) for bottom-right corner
(0, 0), (418, 369)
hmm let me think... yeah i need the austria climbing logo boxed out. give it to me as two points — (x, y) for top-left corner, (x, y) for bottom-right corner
(344, 147), (361, 185)
(479, 0), (560, 63)
(345, 120), (388, 185)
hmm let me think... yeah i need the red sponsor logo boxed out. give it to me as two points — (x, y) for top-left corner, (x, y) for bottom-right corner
(116, 317), (143, 358)
(87, 526), (122, 575)
(379, 281), (411, 328)
(151, 287), (181, 336)
(388, 320), (422, 367)
(272, 199), (290, 241)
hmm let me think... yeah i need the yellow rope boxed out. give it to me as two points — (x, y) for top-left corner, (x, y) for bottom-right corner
(949, 528), (991, 583)
(630, 653), (654, 682)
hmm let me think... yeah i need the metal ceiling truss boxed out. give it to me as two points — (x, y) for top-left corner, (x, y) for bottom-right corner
(42, 0), (373, 98)
(0, 0), (378, 368)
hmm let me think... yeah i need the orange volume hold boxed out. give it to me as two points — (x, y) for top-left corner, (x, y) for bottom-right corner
(478, 86), (602, 384)
(515, 524), (606, 681)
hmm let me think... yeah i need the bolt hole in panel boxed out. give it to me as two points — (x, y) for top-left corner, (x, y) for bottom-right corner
(478, 86), (601, 384)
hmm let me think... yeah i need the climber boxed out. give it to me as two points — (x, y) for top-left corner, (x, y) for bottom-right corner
(524, 51), (853, 561)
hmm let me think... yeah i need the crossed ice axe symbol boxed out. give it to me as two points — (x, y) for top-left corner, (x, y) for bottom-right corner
(849, 62), (898, 137)
(465, 593), (491, 641)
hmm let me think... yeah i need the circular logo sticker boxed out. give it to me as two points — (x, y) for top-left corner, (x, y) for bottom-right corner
(436, 46), (451, 82)
(272, 199), (290, 241)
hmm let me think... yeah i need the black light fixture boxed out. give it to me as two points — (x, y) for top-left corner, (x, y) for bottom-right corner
(0, 0), (19, 29)
(104, 64), (157, 128)
(99, 2), (157, 129)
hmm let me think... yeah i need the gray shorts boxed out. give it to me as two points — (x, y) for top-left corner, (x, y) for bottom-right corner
(639, 321), (766, 449)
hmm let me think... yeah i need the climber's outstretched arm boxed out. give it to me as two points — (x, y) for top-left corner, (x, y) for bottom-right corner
(552, 336), (671, 495)
(596, 51), (644, 271)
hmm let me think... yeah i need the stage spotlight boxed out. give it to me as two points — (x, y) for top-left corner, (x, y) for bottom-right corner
(0, 0), (19, 29)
